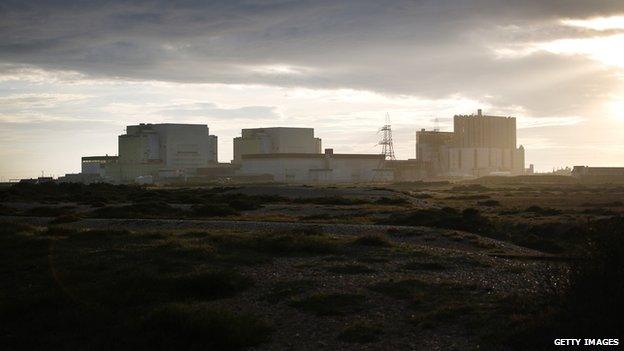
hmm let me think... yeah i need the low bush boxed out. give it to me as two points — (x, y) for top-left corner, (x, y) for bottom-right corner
(374, 197), (410, 205)
(191, 204), (239, 217)
(502, 216), (624, 349)
(91, 202), (185, 219)
(382, 207), (491, 234)
(524, 205), (561, 216)
(170, 270), (253, 300)
(290, 293), (366, 316)
(294, 196), (368, 206)
(351, 234), (392, 247)
(24, 206), (75, 217)
(477, 200), (500, 207)
(141, 303), (272, 350)
(338, 321), (383, 343)
(325, 264), (375, 275)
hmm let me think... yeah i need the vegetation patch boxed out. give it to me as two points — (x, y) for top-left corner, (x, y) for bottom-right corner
(374, 197), (410, 205)
(263, 279), (315, 304)
(290, 293), (367, 316)
(351, 234), (392, 247)
(338, 321), (384, 343)
(325, 264), (375, 275)
(402, 261), (447, 271)
(382, 207), (491, 234)
(523, 206), (561, 216)
(141, 303), (272, 350)
(169, 270), (253, 300)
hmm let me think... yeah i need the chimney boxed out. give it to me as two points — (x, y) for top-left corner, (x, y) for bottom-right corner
(477, 109), (482, 116)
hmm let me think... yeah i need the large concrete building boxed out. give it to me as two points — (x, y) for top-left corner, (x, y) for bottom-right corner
(239, 148), (392, 183)
(417, 109), (525, 178)
(233, 127), (322, 163)
(103, 123), (218, 183)
(572, 166), (624, 183)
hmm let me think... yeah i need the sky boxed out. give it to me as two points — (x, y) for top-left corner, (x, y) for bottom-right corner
(1, 0), (623, 180)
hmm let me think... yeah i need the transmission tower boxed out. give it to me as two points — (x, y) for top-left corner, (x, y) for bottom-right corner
(378, 113), (396, 160)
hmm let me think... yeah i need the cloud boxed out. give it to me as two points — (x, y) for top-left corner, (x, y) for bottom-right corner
(1, 0), (624, 177)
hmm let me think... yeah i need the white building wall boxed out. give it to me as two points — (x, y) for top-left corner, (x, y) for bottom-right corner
(233, 128), (321, 163)
(239, 155), (388, 183)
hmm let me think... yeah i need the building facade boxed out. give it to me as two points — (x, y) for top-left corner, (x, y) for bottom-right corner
(233, 127), (322, 163)
(102, 123), (218, 183)
(416, 109), (525, 178)
(239, 149), (392, 183)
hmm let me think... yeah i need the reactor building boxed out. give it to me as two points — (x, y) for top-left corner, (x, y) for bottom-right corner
(233, 127), (322, 163)
(416, 109), (525, 178)
(79, 123), (218, 183)
(234, 127), (392, 183)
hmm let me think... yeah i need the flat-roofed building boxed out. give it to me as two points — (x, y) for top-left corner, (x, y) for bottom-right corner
(233, 127), (322, 163)
(239, 148), (392, 183)
(81, 155), (118, 177)
(572, 166), (624, 183)
(416, 109), (525, 178)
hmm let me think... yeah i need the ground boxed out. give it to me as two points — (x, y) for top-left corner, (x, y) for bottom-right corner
(1, 179), (622, 350)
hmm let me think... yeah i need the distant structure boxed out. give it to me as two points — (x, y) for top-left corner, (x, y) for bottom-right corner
(378, 113), (396, 161)
(416, 109), (525, 178)
(239, 148), (393, 183)
(62, 123), (219, 183)
(233, 127), (322, 163)
(572, 166), (624, 183)
(81, 155), (118, 178)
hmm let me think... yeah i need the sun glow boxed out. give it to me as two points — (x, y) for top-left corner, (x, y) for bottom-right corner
(562, 15), (624, 30)
(538, 33), (624, 69)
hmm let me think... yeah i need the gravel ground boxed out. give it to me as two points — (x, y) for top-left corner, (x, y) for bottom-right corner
(1, 215), (543, 256)
(1, 214), (567, 350)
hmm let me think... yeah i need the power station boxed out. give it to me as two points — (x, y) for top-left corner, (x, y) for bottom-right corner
(54, 109), (531, 184)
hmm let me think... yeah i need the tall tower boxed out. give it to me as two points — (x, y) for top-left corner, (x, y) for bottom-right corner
(378, 113), (396, 160)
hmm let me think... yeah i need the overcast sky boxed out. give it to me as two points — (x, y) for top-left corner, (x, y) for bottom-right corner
(1, 0), (624, 179)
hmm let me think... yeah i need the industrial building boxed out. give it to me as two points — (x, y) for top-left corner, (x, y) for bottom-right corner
(81, 155), (118, 177)
(72, 123), (219, 183)
(239, 148), (392, 183)
(416, 109), (525, 178)
(233, 127), (322, 163)
(572, 166), (624, 183)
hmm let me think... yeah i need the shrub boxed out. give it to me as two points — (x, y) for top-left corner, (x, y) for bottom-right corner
(191, 204), (239, 217)
(50, 214), (82, 224)
(351, 235), (392, 247)
(91, 202), (184, 219)
(338, 321), (383, 343)
(24, 206), (75, 217)
(141, 303), (272, 350)
(263, 280), (314, 304)
(382, 207), (491, 234)
(326, 264), (375, 275)
(524, 206), (561, 216)
(290, 293), (366, 316)
(477, 200), (500, 207)
(559, 216), (624, 336)
(504, 216), (624, 349)
(294, 196), (368, 205)
(169, 270), (253, 300)
(374, 197), (410, 205)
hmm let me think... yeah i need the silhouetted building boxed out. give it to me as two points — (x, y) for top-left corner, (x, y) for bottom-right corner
(233, 127), (322, 163)
(239, 148), (392, 183)
(416, 109), (525, 178)
(572, 166), (624, 183)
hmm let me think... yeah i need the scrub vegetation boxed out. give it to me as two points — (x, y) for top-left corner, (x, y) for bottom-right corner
(1, 179), (623, 350)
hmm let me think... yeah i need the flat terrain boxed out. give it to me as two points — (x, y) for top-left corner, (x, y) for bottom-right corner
(1, 180), (622, 350)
